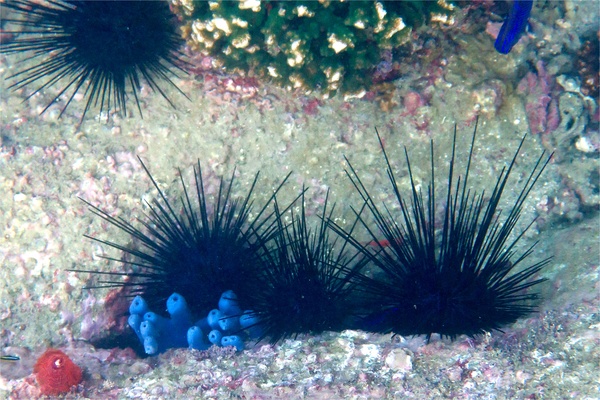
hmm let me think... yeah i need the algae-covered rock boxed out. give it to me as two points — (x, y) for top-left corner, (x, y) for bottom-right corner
(174, 0), (454, 98)
(549, 92), (600, 210)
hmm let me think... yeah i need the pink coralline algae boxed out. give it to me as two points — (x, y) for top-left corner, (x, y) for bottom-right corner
(517, 60), (560, 135)
(403, 91), (428, 116)
(302, 97), (323, 116)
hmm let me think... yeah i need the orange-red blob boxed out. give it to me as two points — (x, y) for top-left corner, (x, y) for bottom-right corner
(33, 349), (82, 396)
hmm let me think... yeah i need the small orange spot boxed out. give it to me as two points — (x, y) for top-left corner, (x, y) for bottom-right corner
(365, 238), (402, 248)
(34, 349), (82, 396)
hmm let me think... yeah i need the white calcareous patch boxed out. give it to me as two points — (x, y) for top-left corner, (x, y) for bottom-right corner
(384, 348), (412, 371)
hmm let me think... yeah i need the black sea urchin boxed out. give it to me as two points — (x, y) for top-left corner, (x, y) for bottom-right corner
(0, 0), (188, 119)
(77, 159), (290, 318)
(331, 123), (553, 341)
(247, 191), (367, 344)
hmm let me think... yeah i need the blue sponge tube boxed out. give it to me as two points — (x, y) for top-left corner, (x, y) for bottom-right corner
(187, 326), (210, 351)
(143, 312), (168, 331)
(167, 293), (192, 326)
(130, 296), (149, 315)
(128, 314), (144, 343)
(221, 335), (244, 351)
(143, 336), (160, 355)
(208, 329), (223, 346)
(239, 310), (263, 338)
(140, 320), (159, 339)
(129, 290), (252, 355)
(207, 309), (224, 330)
(218, 290), (242, 316)
(218, 315), (241, 333)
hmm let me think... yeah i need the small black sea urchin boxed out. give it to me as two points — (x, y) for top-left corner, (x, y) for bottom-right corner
(0, 0), (188, 119)
(331, 122), (553, 341)
(247, 191), (368, 344)
(77, 159), (291, 318)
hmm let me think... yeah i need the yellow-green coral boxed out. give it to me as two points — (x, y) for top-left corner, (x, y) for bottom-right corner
(174, 0), (454, 98)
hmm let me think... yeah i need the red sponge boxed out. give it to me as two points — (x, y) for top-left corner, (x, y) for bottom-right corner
(34, 349), (82, 396)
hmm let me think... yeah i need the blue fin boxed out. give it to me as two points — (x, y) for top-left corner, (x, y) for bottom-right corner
(495, 0), (533, 54)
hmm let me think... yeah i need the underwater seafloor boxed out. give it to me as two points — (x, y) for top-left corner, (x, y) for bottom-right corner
(0, 2), (598, 400)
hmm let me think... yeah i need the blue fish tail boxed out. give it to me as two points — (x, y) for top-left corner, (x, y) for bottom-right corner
(494, 0), (533, 54)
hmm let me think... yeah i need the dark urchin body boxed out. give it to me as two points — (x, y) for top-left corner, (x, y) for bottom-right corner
(0, 0), (187, 119)
(247, 191), (367, 344)
(332, 123), (552, 341)
(77, 159), (290, 318)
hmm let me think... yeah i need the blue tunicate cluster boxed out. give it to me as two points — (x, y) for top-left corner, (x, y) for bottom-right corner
(128, 290), (262, 355)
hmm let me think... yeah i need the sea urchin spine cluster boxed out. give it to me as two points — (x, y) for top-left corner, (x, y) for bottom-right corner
(0, 0), (188, 119)
(78, 123), (552, 354)
(332, 124), (553, 341)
